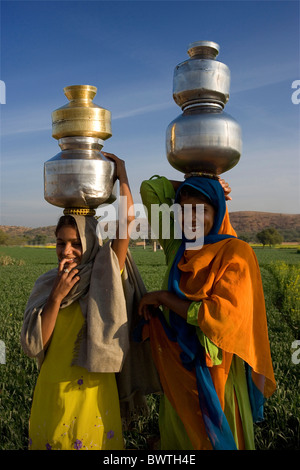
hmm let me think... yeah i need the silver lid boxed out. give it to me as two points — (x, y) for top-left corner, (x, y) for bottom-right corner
(187, 40), (220, 59)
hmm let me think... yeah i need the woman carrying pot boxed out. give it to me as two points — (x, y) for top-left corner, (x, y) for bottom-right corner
(21, 153), (160, 451)
(138, 175), (276, 450)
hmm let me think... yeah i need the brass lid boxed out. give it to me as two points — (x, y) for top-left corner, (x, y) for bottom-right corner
(52, 85), (112, 140)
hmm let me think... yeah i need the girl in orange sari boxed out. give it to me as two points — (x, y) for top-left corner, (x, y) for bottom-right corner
(138, 175), (276, 450)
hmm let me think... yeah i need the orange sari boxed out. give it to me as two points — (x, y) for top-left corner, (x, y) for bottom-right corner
(140, 176), (276, 450)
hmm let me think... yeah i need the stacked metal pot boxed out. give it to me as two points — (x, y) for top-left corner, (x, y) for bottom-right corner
(44, 85), (116, 213)
(166, 41), (242, 176)
(44, 41), (240, 214)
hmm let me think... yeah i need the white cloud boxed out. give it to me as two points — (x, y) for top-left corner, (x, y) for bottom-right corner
(231, 60), (298, 94)
(113, 101), (172, 120)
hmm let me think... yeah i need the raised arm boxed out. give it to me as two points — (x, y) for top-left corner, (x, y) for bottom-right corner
(102, 152), (134, 270)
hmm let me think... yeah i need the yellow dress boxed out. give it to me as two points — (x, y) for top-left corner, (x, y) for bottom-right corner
(28, 301), (123, 450)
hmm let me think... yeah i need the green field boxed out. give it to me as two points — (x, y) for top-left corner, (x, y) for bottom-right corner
(0, 245), (299, 450)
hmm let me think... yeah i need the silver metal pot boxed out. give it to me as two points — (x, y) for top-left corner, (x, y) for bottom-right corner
(166, 107), (241, 174)
(44, 136), (117, 209)
(166, 41), (242, 175)
(173, 41), (230, 109)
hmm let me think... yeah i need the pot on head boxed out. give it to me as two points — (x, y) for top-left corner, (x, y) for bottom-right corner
(44, 85), (117, 212)
(166, 41), (242, 176)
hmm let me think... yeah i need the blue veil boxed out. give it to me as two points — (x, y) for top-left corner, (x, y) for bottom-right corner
(167, 177), (238, 449)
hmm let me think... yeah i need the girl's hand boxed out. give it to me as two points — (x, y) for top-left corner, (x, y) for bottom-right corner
(138, 291), (163, 321)
(50, 258), (80, 303)
(139, 290), (191, 321)
(102, 152), (127, 181)
(41, 259), (80, 349)
(218, 178), (232, 201)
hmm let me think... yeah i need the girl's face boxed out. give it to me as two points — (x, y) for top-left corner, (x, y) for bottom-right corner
(56, 225), (83, 265)
(179, 195), (215, 238)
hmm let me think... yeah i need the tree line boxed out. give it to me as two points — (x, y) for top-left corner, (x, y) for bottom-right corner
(240, 227), (284, 247)
(0, 231), (51, 246)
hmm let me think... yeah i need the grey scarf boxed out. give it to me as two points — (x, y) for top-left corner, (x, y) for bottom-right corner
(21, 215), (128, 372)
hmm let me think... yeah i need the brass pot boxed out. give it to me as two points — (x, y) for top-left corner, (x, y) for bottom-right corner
(52, 85), (112, 140)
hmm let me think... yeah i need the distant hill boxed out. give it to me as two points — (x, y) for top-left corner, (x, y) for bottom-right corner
(229, 211), (300, 241)
(1, 211), (300, 243)
(0, 224), (57, 244)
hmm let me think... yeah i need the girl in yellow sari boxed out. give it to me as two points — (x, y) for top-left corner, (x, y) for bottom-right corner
(21, 154), (160, 450)
(138, 175), (276, 450)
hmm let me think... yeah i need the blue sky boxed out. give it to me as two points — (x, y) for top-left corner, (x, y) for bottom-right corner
(0, 0), (299, 227)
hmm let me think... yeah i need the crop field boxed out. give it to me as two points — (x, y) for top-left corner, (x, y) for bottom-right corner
(0, 245), (299, 450)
